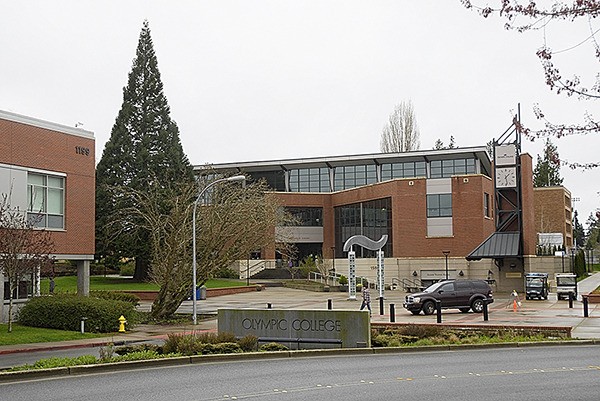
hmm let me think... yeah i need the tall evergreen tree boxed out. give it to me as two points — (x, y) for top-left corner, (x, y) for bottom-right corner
(96, 20), (194, 281)
(533, 139), (563, 187)
(573, 210), (585, 248)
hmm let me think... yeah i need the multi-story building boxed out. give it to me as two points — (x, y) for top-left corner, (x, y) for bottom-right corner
(196, 147), (537, 292)
(0, 110), (95, 322)
(533, 186), (574, 250)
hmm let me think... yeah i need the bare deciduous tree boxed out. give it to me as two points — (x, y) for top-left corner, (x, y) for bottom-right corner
(0, 194), (54, 332)
(380, 100), (421, 153)
(461, 0), (600, 169)
(122, 179), (294, 320)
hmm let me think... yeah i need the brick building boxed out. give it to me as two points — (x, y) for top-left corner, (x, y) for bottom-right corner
(196, 147), (537, 291)
(0, 110), (95, 322)
(533, 186), (574, 250)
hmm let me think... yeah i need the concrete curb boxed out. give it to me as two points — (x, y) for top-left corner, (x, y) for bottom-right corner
(2, 339), (599, 384)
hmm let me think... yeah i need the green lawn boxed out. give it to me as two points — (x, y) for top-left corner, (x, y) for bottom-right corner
(40, 275), (246, 294)
(0, 324), (107, 346)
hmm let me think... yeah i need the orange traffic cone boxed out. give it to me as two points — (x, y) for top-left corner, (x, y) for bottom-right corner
(513, 299), (518, 312)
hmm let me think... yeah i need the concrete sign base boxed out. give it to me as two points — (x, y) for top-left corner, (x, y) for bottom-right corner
(218, 309), (370, 349)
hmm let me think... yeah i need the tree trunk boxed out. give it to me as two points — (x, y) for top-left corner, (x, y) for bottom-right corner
(150, 287), (189, 320)
(7, 283), (14, 333)
(133, 256), (150, 282)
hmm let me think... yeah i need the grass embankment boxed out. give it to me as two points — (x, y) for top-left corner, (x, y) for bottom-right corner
(40, 276), (246, 294)
(0, 324), (108, 346)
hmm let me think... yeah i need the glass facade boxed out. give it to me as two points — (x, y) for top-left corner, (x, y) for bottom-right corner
(250, 170), (286, 192)
(334, 198), (392, 257)
(430, 158), (476, 178)
(27, 173), (64, 229)
(381, 161), (426, 181)
(289, 167), (330, 192)
(203, 156), (482, 194)
(285, 207), (323, 226)
(334, 165), (377, 191)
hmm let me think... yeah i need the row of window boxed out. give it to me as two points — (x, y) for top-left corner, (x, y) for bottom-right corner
(245, 158), (478, 193)
(286, 192), (492, 226)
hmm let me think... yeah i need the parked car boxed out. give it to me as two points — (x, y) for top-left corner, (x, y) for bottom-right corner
(403, 279), (494, 315)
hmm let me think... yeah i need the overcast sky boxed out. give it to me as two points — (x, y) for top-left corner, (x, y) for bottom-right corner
(1, 1), (598, 228)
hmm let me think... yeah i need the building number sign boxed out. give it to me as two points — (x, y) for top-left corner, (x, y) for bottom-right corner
(75, 146), (90, 156)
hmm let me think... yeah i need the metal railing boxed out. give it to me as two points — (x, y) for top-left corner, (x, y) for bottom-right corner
(399, 277), (425, 293)
(239, 260), (276, 280)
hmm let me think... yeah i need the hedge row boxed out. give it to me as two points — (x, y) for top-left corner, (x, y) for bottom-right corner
(18, 295), (137, 333)
(90, 290), (140, 305)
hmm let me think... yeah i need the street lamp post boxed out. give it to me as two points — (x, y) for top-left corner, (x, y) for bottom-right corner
(442, 250), (450, 280)
(330, 246), (336, 285)
(192, 175), (245, 325)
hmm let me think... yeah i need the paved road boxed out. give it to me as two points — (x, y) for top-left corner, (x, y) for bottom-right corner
(2, 346), (599, 400)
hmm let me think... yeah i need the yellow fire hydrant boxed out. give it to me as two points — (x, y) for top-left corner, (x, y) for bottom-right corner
(118, 315), (127, 333)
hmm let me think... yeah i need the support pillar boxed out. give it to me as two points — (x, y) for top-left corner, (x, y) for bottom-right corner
(77, 260), (90, 296)
(0, 271), (4, 323)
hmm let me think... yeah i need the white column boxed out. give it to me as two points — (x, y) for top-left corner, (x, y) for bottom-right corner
(76, 260), (90, 296)
(348, 250), (356, 300)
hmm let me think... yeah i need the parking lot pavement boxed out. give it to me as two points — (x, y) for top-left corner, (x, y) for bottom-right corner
(2, 274), (598, 356)
(171, 287), (599, 339)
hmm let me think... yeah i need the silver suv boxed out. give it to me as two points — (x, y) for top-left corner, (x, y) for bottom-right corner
(403, 279), (494, 315)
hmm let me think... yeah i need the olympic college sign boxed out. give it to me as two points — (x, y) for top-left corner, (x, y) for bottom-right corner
(218, 309), (370, 349)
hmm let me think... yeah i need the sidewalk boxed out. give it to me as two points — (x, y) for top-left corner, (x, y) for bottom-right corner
(1, 272), (599, 355)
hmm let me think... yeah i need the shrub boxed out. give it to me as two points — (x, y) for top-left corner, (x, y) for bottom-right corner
(213, 266), (238, 279)
(199, 342), (242, 355)
(338, 275), (348, 285)
(9, 355), (98, 371)
(108, 350), (178, 362)
(237, 335), (258, 352)
(18, 295), (137, 333)
(259, 342), (289, 352)
(162, 333), (203, 356)
(91, 290), (140, 306)
(114, 343), (162, 356)
(119, 262), (135, 277)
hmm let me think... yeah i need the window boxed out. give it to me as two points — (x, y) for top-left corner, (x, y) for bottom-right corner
(289, 168), (330, 192)
(333, 164), (377, 191)
(249, 170), (286, 191)
(27, 173), (64, 229)
(381, 161), (426, 181)
(484, 193), (491, 218)
(334, 198), (392, 257)
(427, 194), (452, 217)
(3, 278), (32, 300)
(430, 159), (476, 178)
(285, 207), (323, 226)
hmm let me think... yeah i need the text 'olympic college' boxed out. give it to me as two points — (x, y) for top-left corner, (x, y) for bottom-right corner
(241, 318), (341, 332)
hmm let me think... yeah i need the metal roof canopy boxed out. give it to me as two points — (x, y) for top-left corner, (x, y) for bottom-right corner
(466, 231), (521, 261)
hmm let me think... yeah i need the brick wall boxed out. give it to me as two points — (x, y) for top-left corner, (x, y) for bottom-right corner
(533, 186), (573, 248)
(274, 174), (496, 258)
(0, 116), (95, 256)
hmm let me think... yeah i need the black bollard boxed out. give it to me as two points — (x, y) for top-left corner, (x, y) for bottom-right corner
(483, 298), (489, 322)
(267, 303), (272, 309)
(327, 299), (332, 310)
(379, 296), (384, 316)
(583, 296), (589, 317)
(436, 300), (442, 323)
(390, 303), (395, 323)
(568, 292), (574, 309)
